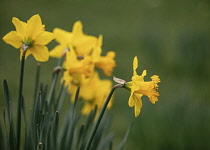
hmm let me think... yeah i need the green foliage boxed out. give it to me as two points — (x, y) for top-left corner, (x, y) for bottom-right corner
(0, 59), (132, 150)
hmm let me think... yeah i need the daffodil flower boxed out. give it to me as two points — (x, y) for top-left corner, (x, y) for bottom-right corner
(114, 56), (160, 117)
(69, 72), (113, 115)
(63, 49), (95, 85)
(3, 14), (54, 62)
(50, 21), (98, 58)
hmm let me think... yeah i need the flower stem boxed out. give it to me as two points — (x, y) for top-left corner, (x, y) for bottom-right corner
(47, 57), (64, 107)
(17, 55), (25, 150)
(84, 84), (122, 150)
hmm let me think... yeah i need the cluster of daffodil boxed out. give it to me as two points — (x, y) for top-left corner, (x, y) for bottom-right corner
(3, 14), (116, 116)
(49, 21), (116, 115)
(2, 14), (160, 150)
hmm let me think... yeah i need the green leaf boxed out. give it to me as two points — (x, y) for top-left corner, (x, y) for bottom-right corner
(3, 109), (9, 150)
(3, 80), (12, 124)
(3, 80), (17, 150)
(117, 121), (133, 150)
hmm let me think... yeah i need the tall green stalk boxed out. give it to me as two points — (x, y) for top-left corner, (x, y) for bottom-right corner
(17, 54), (26, 150)
(47, 56), (64, 107)
(84, 84), (123, 150)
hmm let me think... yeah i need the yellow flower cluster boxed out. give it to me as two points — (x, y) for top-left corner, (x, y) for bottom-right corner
(50, 21), (116, 115)
(3, 14), (161, 118)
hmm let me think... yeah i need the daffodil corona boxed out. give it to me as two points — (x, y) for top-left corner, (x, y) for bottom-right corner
(3, 14), (54, 61)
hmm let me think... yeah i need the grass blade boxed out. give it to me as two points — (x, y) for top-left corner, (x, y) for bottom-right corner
(3, 109), (9, 150)
(117, 121), (133, 150)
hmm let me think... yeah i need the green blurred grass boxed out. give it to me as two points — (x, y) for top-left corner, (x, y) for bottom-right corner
(1, 0), (210, 149)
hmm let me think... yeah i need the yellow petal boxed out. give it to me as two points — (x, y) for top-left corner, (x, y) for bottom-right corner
(53, 28), (72, 45)
(12, 17), (26, 37)
(133, 56), (138, 75)
(30, 45), (49, 62)
(74, 35), (98, 56)
(142, 70), (147, 76)
(2, 31), (23, 48)
(128, 94), (135, 107)
(50, 45), (67, 58)
(97, 35), (103, 47)
(19, 48), (32, 60)
(35, 31), (55, 45)
(26, 14), (43, 39)
(134, 96), (142, 117)
(72, 21), (83, 37)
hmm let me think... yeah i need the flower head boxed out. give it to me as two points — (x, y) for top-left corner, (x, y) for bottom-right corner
(50, 21), (98, 58)
(115, 56), (160, 117)
(3, 14), (54, 61)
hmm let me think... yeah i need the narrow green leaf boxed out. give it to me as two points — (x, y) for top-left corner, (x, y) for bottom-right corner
(0, 120), (4, 150)
(33, 63), (40, 108)
(73, 86), (80, 115)
(76, 124), (85, 149)
(109, 141), (113, 150)
(3, 109), (9, 150)
(57, 87), (68, 112)
(55, 81), (65, 109)
(98, 133), (114, 150)
(84, 87), (117, 150)
(117, 121), (133, 150)
(3, 80), (12, 124)
(35, 92), (42, 125)
(53, 111), (59, 150)
(80, 107), (97, 150)
(3, 80), (17, 150)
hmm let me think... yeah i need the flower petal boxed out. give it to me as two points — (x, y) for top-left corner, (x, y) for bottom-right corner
(133, 56), (138, 75)
(134, 97), (142, 117)
(19, 48), (32, 60)
(12, 17), (26, 37)
(2, 31), (23, 48)
(26, 14), (43, 39)
(30, 45), (49, 62)
(53, 28), (73, 45)
(128, 94), (135, 107)
(72, 21), (83, 37)
(35, 31), (55, 45)
(50, 45), (67, 58)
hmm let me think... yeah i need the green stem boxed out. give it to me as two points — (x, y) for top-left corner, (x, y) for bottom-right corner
(47, 57), (64, 107)
(84, 84), (122, 150)
(17, 55), (25, 150)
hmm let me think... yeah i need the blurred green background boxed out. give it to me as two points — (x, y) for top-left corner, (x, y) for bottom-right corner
(1, 0), (210, 149)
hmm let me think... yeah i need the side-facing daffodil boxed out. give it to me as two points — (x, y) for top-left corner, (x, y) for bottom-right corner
(3, 14), (54, 62)
(114, 56), (160, 117)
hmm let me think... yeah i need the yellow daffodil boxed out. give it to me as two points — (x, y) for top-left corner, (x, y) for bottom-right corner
(63, 50), (95, 85)
(72, 72), (113, 115)
(3, 14), (54, 61)
(50, 21), (98, 58)
(114, 56), (160, 117)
